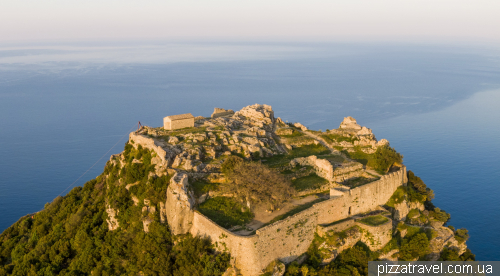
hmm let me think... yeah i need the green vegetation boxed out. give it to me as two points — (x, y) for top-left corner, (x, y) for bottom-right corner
(292, 240), (372, 276)
(358, 215), (389, 226)
(397, 222), (423, 238)
(379, 237), (399, 255)
(263, 144), (330, 168)
(1, 122), (476, 275)
(198, 197), (254, 229)
(399, 233), (430, 261)
(439, 248), (475, 261)
(292, 173), (328, 192)
(368, 145), (403, 173)
(320, 133), (358, 144)
(429, 208), (451, 223)
(407, 170), (435, 201)
(164, 126), (207, 136)
(280, 131), (314, 144)
(342, 147), (374, 166)
(191, 180), (219, 198)
(385, 186), (427, 207)
(454, 228), (469, 244)
(0, 176), (230, 275)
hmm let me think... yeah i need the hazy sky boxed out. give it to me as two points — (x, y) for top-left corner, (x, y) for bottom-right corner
(1, 0), (499, 44)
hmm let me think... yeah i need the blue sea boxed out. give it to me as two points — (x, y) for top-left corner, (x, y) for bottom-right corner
(0, 42), (499, 260)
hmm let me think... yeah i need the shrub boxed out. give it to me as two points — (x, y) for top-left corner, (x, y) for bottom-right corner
(399, 233), (430, 261)
(221, 156), (244, 175)
(291, 173), (328, 191)
(407, 171), (434, 201)
(367, 145), (403, 173)
(430, 208), (451, 223)
(454, 228), (469, 244)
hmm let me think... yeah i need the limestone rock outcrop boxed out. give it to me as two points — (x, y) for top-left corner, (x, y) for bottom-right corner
(106, 205), (119, 231)
(392, 200), (425, 221)
(165, 172), (195, 235)
(234, 104), (274, 126)
(339, 116), (362, 130)
(293, 122), (308, 131)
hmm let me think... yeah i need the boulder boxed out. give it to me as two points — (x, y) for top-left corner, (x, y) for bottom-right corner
(165, 173), (195, 235)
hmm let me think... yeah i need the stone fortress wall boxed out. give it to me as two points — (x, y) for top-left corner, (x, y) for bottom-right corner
(127, 131), (408, 275)
(189, 167), (408, 276)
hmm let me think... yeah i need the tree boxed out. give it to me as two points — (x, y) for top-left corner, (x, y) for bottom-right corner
(399, 233), (430, 261)
(368, 145), (403, 173)
(407, 170), (434, 201)
(221, 157), (296, 210)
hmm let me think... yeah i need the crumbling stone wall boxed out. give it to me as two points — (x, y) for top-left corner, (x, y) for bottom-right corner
(290, 155), (364, 183)
(357, 219), (393, 251)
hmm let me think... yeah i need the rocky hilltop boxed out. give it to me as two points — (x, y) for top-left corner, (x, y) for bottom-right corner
(0, 104), (474, 276)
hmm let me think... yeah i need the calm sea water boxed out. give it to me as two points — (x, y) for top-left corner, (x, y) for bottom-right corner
(0, 42), (499, 259)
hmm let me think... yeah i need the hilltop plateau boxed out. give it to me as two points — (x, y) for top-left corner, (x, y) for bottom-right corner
(0, 104), (474, 276)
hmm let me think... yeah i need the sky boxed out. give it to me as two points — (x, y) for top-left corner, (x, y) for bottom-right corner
(1, 0), (499, 44)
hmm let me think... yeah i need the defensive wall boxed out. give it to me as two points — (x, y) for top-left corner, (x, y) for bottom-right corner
(189, 166), (407, 276)
(127, 131), (408, 275)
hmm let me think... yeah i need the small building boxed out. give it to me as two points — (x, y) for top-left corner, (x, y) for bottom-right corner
(163, 113), (194, 130)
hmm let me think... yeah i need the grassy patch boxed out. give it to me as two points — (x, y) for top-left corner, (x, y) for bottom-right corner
(190, 180), (219, 198)
(198, 197), (254, 228)
(358, 215), (389, 226)
(397, 222), (422, 239)
(385, 187), (407, 207)
(342, 147), (374, 166)
(343, 176), (378, 188)
(292, 173), (329, 192)
(317, 154), (345, 163)
(165, 126), (207, 136)
(280, 131), (315, 144)
(407, 209), (420, 218)
(266, 198), (327, 225)
(321, 133), (358, 144)
(263, 144), (330, 168)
